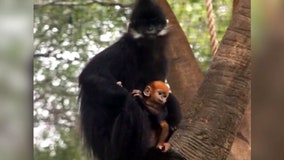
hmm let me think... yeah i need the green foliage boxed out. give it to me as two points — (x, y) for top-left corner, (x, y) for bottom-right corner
(33, 0), (232, 159)
(168, 0), (232, 70)
(251, 0), (264, 49)
(34, 128), (86, 160)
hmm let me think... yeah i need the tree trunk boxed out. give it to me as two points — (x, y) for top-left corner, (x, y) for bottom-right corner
(166, 0), (251, 159)
(227, 0), (251, 159)
(227, 102), (251, 160)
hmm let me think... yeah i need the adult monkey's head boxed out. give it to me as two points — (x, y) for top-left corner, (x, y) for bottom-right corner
(128, 0), (169, 39)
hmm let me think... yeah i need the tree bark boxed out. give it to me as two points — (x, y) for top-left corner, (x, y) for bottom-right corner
(166, 0), (251, 159)
(227, 102), (251, 160)
(227, 0), (251, 159)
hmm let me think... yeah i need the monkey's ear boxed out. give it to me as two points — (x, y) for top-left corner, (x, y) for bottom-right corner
(143, 86), (152, 97)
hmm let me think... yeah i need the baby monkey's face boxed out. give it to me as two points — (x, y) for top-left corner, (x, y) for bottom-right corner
(152, 89), (169, 105)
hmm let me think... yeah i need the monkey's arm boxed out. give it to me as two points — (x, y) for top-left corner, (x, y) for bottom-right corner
(110, 95), (150, 160)
(157, 120), (169, 145)
(164, 93), (182, 141)
(79, 38), (133, 106)
(79, 68), (129, 106)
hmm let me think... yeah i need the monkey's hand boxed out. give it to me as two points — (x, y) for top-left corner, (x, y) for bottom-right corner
(132, 89), (142, 98)
(116, 81), (123, 87)
(156, 142), (171, 152)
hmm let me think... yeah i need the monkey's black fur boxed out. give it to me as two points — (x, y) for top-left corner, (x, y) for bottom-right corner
(79, 0), (182, 159)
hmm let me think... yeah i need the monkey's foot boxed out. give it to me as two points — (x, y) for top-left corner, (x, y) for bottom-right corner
(157, 142), (171, 152)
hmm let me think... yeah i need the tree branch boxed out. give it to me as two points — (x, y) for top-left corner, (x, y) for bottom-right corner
(34, 52), (52, 58)
(34, 0), (134, 8)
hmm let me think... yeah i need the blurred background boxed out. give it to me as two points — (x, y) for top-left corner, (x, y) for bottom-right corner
(0, 0), (31, 160)
(32, 0), (233, 159)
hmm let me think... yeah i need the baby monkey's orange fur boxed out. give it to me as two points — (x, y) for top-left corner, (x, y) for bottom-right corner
(133, 81), (172, 152)
(117, 80), (172, 152)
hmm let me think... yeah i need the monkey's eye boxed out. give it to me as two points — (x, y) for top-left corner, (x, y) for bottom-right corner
(158, 92), (167, 98)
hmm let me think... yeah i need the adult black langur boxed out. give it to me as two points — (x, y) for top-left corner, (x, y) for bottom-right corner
(78, 0), (182, 159)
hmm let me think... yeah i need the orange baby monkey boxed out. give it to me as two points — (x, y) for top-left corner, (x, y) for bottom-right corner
(132, 81), (172, 152)
(116, 80), (174, 152)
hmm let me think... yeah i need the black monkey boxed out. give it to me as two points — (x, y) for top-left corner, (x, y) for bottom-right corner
(78, 0), (182, 159)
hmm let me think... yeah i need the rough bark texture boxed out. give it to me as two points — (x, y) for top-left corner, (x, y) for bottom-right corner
(227, 102), (251, 160)
(168, 0), (251, 159)
(227, 0), (251, 159)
